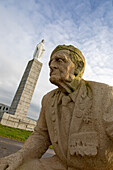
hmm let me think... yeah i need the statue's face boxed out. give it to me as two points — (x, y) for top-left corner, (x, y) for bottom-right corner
(49, 50), (75, 86)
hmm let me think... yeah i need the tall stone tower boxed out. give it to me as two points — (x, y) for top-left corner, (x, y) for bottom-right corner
(1, 40), (45, 131)
(9, 39), (45, 119)
(9, 59), (42, 119)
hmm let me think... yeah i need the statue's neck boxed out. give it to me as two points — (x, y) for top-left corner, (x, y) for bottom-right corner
(58, 78), (81, 94)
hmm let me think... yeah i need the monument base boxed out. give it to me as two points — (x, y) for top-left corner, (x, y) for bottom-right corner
(0, 113), (36, 131)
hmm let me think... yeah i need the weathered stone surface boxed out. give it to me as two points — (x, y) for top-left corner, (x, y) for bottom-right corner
(9, 59), (42, 118)
(13, 122), (19, 128)
(8, 116), (19, 123)
(2, 113), (9, 119)
(1, 45), (113, 169)
(1, 113), (36, 131)
(1, 119), (8, 126)
(17, 123), (27, 129)
(29, 120), (36, 125)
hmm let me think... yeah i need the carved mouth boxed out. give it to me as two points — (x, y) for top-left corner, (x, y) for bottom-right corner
(50, 69), (58, 76)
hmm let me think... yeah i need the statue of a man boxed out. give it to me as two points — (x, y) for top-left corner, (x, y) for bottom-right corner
(33, 39), (45, 60)
(1, 45), (113, 170)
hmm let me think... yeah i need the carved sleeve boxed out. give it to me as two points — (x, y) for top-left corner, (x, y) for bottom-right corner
(103, 87), (113, 140)
(18, 95), (51, 160)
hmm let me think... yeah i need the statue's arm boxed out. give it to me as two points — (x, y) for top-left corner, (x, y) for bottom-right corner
(0, 96), (51, 169)
(21, 96), (51, 159)
(103, 88), (113, 140)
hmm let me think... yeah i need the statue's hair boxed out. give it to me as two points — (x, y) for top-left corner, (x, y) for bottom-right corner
(51, 45), (85, 78)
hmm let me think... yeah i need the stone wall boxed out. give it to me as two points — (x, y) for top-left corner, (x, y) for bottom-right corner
(1, 113), (37, 131)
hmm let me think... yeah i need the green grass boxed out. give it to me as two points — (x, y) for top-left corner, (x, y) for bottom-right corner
(0, 123), (53, 149)
(0, 123), (32, 142)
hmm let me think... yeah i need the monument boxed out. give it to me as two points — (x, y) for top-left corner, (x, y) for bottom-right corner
(0, 44), (113, 170)
(9, 58), (42, 119)
(0, 40), (45, 131)
(33, 39), (45, 61)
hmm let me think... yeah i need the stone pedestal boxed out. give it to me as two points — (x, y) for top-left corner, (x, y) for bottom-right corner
(9, 59), (42, 119)
(1, 113), (36, 131)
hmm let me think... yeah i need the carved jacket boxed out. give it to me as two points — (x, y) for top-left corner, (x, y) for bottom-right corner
(32, 79), (113, 169)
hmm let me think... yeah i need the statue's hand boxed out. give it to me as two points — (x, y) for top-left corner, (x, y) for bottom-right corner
(0, 152), (23, 170)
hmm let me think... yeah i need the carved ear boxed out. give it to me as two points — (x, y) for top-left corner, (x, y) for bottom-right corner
(78, 61), (84, 71)
(74, 61), (84, 76)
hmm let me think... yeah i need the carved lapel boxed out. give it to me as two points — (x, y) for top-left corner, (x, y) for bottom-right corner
(69, 80), (98, 157)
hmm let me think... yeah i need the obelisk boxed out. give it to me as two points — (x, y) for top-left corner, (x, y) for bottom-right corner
(9, 40), (45, 119)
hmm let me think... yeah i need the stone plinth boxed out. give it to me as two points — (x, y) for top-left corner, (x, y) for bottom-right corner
(1, 113), (36, 131)
(9, 59), (42, 119)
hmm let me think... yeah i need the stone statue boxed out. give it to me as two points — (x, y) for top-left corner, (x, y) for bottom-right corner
(1, 45), (113, 170)
(33, 39), (45, 60)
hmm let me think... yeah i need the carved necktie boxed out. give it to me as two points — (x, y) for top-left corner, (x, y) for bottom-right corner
(61, 95), (74, 135)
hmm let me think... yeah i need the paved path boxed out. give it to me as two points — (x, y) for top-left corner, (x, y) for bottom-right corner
(0, 136), (54, 159)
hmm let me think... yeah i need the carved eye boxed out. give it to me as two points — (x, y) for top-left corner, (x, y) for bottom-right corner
(57, 58), (64, 63)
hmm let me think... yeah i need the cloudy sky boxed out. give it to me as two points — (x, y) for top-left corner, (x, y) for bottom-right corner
(0, 0), (113, 120)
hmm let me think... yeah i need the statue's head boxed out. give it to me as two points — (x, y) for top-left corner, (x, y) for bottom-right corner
(49, 45), (85, 86)
(42, 39), (45, 43)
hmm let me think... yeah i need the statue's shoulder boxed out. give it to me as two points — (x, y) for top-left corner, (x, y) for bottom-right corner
(43, 88), (59, 101)
(84, 79), (113, 94)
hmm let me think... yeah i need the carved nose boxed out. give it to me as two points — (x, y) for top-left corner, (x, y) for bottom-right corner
(50, 61), (57, 69)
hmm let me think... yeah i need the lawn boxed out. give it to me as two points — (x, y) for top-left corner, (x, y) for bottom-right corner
(0, 123), (53, 149)
(0, 123), (32, 142)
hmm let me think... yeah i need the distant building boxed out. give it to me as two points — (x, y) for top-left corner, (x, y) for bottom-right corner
(0, 103), (10, 119)
(0, 103), (10, 113)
